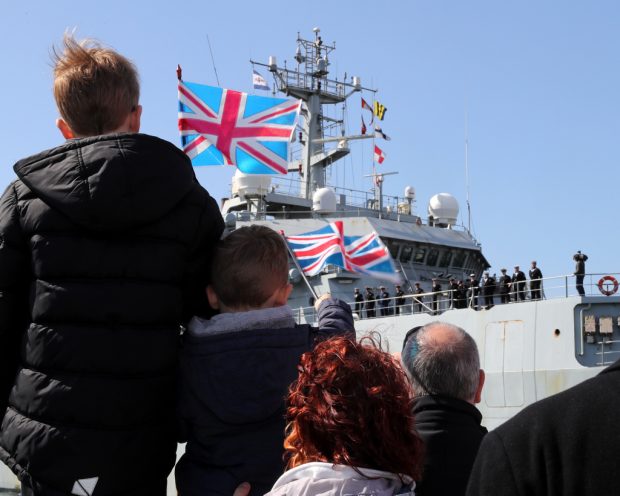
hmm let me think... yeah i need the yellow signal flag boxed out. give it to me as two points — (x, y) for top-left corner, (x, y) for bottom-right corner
(374, 101), (387, 120)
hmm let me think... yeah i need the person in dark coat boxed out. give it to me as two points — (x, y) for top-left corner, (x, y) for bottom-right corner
(529, 261), (543, 300)
(449, 278), (459, 309)
(379, 286), (390, 316)
(402, 322), (487, 496)
(512, 266), (527, 301)
(353, 288), (364, 315)
(466, 358), (620, 496)
(365, 287), (376, 318)
(176, 226), (354, 496)
(573, 250), (588, 296)
(431, 279), (442, 315)
(394, 285), (405, 315)
(481, 272), (496, 309)
(467, 274), (480, 309)
(0, 36), (224, 496)
(456, 280), (467, 309)
(413, 283), (425, 313)
(498, 268), (512, 304)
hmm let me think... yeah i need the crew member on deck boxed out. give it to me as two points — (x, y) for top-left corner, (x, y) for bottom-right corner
(395, 285), (405, 315)
(380, 286), (390, 316)
(353, 287), (364, 315)
(365, 286), (376, 318)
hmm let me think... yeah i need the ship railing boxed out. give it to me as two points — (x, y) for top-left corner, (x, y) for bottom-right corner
(293, 272), (620, 324)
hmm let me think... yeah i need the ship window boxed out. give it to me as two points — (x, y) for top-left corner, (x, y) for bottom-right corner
(427, 249), (439, 266)
(386, 239), (400, 259)
(400, 245), (413, 263)
(452, 251), (466, 268)
(439, 251), (453, 267)
(413, 247), (427, 264)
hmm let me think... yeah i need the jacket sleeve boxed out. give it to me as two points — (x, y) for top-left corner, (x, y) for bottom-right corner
(181, 186), (225, 321)
(0, 184), (30, 415)
(315, 298), (355, 340)
(466, 431), (521, 496)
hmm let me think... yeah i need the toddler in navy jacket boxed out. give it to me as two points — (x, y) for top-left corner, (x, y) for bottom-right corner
(175, 225), (354, 496)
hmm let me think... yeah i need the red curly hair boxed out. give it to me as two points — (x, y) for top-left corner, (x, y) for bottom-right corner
(284, 335), (424, 480)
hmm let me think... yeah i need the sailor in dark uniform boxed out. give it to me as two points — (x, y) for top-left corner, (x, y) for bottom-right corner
(481, 271), (496, 309)
(573, 250), (588, 296)
(529, 261), (543, 300)
(353, 287), (364, 315)
(365, 286), (376, 318)
(449, 278), (459, 309)
(468, 273), (480, 310)
(431, 278), (442, 315)
(394, 284), (405, 315)
(512, 266), (527, 301)
(498, 268), (512, 304)
(413, 282), (424, 313)
(379, 286), (390, 316)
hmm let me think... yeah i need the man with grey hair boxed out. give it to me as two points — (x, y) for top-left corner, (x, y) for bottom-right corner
(401, 322), (487, 496)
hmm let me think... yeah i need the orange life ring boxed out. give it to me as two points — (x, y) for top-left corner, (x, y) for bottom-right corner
(597, 275), (619, 296)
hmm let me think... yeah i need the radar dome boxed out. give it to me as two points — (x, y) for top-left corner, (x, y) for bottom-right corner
(232, 170), (272, 200)
(428, 193), (459, 226)
(405, 186), (415, 200)
(312, 187), (337, 213)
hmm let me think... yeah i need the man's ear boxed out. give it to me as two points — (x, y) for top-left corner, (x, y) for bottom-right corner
(129, 105), (142, 133)
(474, 369), (485, 404)
(273, 283), (293, 307)
(56, 118), (74, 139)
(206, 285), (220, 310)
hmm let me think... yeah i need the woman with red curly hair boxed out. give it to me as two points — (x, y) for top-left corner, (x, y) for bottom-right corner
(265, 335), (424, 496)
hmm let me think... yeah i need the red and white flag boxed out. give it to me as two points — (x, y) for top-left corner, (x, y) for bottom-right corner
(374, 145), (385, 164)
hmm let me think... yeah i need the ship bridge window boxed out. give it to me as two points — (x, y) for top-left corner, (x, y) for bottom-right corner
(400, 245), (413, 263)
(452, 251), (466, 269)
(439, 251), (453, 268)
(385, 239), (400, 259)
(427, 249), (439, 267)
(413, 247), (427, 264)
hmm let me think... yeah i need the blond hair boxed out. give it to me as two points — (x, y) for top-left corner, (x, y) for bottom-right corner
(53, 35), (140, 136)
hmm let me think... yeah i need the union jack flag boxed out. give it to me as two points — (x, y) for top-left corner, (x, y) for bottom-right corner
(178, 80), (301, 174)
(286, 221), (401, 283)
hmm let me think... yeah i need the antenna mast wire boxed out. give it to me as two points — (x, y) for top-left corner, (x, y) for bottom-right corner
(206, 35), (220, 86)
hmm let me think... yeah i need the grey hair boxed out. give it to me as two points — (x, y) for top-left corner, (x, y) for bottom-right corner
(402, 321), (480, 402)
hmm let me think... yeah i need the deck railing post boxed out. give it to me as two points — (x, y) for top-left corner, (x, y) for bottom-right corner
(565, 276), (569, 298)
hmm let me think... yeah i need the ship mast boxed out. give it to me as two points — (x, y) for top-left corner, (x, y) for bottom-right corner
(252, 28), (376, 200)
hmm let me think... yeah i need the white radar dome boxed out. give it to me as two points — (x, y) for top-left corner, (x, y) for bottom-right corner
(404, 186), (415, 200)
(312, 187), (337, 213)
(428, 193), (459, 226)
(232, 170), (272, 200)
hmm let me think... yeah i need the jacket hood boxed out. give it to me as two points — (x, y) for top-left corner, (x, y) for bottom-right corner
(14, 133), (197, 230)
(265, 462), (414, 496)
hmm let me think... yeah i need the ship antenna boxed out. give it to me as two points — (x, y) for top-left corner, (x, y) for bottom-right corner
(465, 108), (471, 233)
(206, 34), (221, 86)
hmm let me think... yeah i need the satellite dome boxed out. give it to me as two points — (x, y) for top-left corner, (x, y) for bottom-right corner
(232, 170), (272, 199)
(428, 193), (459, 226)
(404, 186), (415, 200)
(312, 187), (337, 213)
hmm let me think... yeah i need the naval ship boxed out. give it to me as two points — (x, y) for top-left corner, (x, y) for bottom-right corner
(220, 29), (620, 432)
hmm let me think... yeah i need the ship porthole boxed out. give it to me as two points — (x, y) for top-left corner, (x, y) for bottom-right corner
(554, 329), (561, 337)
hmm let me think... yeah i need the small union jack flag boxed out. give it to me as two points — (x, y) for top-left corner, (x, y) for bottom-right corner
(178, 80), (301, 174)
(286, 221), (401, 283)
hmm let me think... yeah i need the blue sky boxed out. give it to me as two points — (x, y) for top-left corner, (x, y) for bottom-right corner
(1, 1), (619, 282)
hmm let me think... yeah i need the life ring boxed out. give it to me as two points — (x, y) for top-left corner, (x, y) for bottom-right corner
(597, 275), (619, 296)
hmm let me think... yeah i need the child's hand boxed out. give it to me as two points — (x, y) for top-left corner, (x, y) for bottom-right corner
(314, 293), (332, 310)
(233, 482), (251, 496)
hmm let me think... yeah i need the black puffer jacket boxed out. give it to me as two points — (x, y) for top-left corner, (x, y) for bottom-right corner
(0, 133), (224, 495)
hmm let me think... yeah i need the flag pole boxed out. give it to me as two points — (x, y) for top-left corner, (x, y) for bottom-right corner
(279, 231), (319, 301)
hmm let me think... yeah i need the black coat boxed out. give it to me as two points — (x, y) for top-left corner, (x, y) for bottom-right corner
(176, 299), (354, 496)
(414, 395), (487, 496)
(467, 359), (620, 496)
(0, 134), (224, 495)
